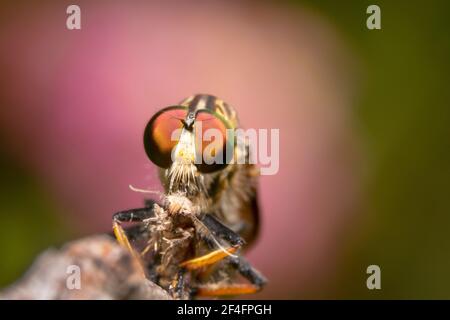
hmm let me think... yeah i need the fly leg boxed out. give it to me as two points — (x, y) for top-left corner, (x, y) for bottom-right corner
(201, 214), (245, 247)
(170, 269), (190, 300)
(189, 214), (267, 296)
(178, 214), (244, 270)
(201, 255), (267, 295)
(227, 256), (267, 289)
(194, 256), (267, 297)
(112, 207), (155, 260)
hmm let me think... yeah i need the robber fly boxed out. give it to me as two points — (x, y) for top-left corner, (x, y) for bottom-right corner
(112, 94), (266, 299)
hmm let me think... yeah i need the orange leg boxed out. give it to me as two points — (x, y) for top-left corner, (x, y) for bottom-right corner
(179, 246), (239, 270)
(194, 255), (267, 297)
(180, 213), (246, 270)
(112, 206), (155, 253)
(196, 283), (261, 296)
(112, 207), (155, 276)
(113, 221), (134, 253)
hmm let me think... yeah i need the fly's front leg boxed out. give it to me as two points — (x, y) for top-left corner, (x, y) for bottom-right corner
(201, 214), (245, 247)
(229, 255), (267, 289)
(179, 214), (244, 270)
(112, 207), (155, 256)
(194, 256), (267, 297)
(192, 214), (267, 296)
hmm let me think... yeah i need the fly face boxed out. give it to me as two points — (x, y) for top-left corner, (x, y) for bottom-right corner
(143, 94), (260, 246)
(143, 100), (234, 199)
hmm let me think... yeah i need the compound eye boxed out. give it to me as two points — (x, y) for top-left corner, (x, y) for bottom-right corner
(194, 110), (234, 173)
(143, 106), (188, 168)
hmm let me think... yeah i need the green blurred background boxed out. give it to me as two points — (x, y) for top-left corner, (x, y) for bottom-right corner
(311, 0), (450, 298)
(0, 0), (449, 298)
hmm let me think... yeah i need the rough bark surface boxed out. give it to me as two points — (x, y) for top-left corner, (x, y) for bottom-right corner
(0, 235), (171, 300)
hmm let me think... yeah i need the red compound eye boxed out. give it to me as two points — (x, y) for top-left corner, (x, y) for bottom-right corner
(143, 106), (188, 168)
(194, 110), (234, 173)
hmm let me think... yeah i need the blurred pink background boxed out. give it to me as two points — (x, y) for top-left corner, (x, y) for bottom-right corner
(0, 1), (361, 298)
